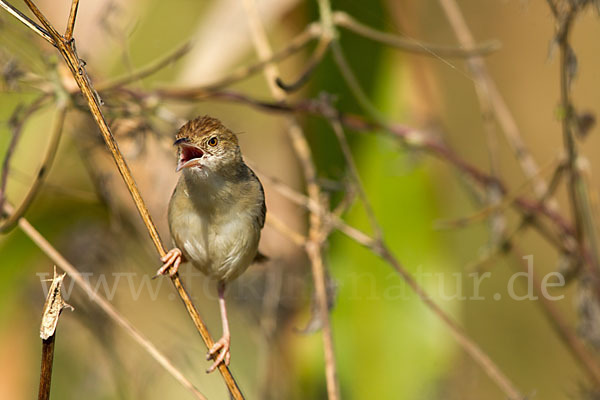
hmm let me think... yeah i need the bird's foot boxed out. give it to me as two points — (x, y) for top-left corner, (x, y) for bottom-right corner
(206, 334), (231, 373)
(155, 248), (182, 277)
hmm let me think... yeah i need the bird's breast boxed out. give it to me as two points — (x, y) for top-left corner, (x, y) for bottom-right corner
(168, 179), (262, 282)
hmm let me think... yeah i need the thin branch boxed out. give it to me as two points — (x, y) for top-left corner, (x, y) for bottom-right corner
(266, 213), (307, 247)
(556, 5), (584, 248)
(438, 0), (557, 211)
(103, 22), (319, 97)
(64, 0), (79, 41)
(95, 41), (192, 92)
(38, 334), (55, 400)
(200, 22), (322, 94)
(435, 156), (563, 230)
(241, 0), (341, 398)
(547, 2), (600, 277)
(19, 0), (245, 396)
(0, 0), (54, 44)
(331, 40), (387, 124)
(276, 35), (331, 93)
(333, 11), (501, 58)
(327, 120), (524, 400)
(0, 95), (49, 215)
(375, 244), (523, 400)
(545, 0), (559, 18)
(328, 118), (382, 240)
(0, 100), (67, 233)
(509, 244), (600, 388)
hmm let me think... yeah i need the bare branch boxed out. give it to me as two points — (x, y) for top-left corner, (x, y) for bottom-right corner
(438, 0), (557, 210)
(38, 333), (55, 400)
(509, 244), (600, 388)
(0, 0), (54, 44)
(333, 11), (501, 58)
(0, 100), (67, 233)
(276, 35), (331, 93)
(0, 95), (50, 215)
(64, 0), (79, 41)
(328, 118), (383, 240)
(95, 41), (192, 92)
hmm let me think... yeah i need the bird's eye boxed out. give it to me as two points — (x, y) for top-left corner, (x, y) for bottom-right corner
(208, 137), (218, 147)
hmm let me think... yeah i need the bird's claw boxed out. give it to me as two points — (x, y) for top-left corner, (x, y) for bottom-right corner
(206, 335), (231, 373)
(156, 248), (182, 277)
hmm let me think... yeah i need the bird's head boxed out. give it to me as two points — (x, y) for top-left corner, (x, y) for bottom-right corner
(174, 116), (242, 177)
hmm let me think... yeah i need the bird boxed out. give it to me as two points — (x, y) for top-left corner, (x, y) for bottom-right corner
(157, 115), (266, 373)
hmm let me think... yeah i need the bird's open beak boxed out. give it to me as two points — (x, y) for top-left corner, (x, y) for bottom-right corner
(176, 143), (204, 172)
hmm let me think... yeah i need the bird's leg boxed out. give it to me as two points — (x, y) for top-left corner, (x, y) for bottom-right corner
(206, 281), (231, 373)
(156, 248), (183, 277)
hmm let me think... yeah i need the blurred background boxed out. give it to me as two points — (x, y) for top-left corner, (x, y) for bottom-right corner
(1, 0), (600, 399)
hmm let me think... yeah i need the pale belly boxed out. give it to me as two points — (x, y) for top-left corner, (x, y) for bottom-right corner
(170, 205), (260, 282)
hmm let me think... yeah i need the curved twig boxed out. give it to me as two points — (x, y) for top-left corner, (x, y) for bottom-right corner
(0, 100), (67, 233)
(0, 95), (50, 215)
(276, 35), (331, 93)
(95, 41), (193, 92)
(333, 11), (501, 58)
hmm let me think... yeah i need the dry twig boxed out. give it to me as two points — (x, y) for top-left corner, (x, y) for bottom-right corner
(1, 99), (66, 232)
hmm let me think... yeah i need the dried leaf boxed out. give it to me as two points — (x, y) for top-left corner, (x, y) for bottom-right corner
(40, 267), (74, 340)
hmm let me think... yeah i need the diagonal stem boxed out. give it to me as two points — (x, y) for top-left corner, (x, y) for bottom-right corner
(11, 1), (245, 397)
(0, 0), (53, 44)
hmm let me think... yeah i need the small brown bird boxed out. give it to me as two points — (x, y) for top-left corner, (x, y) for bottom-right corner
(158, 116), (266, 372)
